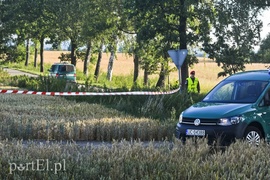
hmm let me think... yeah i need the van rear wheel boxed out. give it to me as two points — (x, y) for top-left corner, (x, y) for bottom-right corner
(244, 126), (262, 146)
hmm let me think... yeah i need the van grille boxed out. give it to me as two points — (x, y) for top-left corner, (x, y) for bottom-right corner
(182, 117), (219, 126)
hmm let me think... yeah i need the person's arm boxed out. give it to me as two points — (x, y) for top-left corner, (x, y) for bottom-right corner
(197, 80), (200, 93)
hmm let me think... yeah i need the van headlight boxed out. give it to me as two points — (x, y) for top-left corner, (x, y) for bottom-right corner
(218, 116), (243, 126)
(179, 112), (183, 123)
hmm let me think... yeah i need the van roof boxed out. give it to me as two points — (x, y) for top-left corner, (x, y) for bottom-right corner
(225, 70), (270, 81)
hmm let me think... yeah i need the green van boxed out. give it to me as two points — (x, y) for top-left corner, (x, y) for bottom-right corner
(175, 70), (270, 145)
(48, 63), (76, 82)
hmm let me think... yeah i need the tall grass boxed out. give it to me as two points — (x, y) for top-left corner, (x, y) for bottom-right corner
(68, 90), (202, 121)
(1, 139), (270, 179)
(0, 94), (178, 141)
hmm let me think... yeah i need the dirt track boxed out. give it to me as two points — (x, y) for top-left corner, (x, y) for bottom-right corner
(3, 68), (38, 77)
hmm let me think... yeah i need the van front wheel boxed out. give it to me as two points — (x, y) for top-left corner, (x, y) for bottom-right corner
(244, 126), (262, 146)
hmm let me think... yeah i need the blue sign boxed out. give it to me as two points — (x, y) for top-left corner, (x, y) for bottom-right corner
(168, 49), (188, 69)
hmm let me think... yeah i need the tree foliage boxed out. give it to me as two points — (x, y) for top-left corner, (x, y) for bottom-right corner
(203, 0), (264, 77)
(256, 33), (270, 63)
(1, 0), (269, 88)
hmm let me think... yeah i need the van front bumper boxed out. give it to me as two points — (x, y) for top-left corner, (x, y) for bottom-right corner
(175, 122), (246, 143)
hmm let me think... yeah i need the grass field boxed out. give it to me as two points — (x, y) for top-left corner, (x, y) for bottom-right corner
(1, 51), (270, 178)
(0, 94), (174, 141)
(44, 51), (270, 92)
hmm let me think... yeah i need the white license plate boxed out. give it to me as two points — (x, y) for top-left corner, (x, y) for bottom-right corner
(186, 129), (205, 136)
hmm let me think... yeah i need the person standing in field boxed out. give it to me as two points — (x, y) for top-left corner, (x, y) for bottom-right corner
(186, 70), (200, 93)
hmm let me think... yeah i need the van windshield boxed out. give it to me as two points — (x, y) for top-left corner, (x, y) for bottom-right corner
(203, 80), (268, 103)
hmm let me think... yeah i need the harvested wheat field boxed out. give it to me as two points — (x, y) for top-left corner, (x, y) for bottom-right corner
(44, 51), (135, 76)
(44, 51), (270, 92)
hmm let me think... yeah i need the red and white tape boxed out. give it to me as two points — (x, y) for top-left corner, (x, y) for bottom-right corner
(0, 88), (180, 96)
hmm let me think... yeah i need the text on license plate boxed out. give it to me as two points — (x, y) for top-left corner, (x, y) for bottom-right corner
(186, 129), (205, 136)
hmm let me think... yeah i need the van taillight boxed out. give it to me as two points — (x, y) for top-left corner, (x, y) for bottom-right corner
(56, 73), (59, 77)
(74, 74), (76, 77)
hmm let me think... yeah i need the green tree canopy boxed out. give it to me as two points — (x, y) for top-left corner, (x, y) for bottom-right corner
(1, 0), (270, 87)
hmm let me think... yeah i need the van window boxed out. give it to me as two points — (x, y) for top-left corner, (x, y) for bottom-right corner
(260, 89), (270, 106)
(203, 80), (268, 103)
(59, 65), (74, 73)
(65, 65), (74, 72)
(51, 65), (59, 73)
(210, 81), (234, 101)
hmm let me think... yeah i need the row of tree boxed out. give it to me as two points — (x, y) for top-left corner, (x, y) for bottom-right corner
(1, 0), (270, 88)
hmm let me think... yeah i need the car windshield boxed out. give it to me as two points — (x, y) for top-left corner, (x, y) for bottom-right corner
(203, 80), (268, 103)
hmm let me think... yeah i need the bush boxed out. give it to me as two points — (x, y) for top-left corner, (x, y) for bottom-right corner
(0, 68), (10, 85)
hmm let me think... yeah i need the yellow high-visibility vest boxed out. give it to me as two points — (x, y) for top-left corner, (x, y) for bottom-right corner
(187, 77), (199, 93)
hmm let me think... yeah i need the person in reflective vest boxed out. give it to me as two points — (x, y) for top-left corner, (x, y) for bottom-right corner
(186, 70), (200, 93)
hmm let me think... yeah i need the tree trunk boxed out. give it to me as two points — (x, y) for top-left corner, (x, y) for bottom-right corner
(25, 38), (30, 66)
(83, 41), (91, 76)
(107, 51), (115, 81)
(133, 54), (139, 82)
(34, 43), (38, 68)
(156, 63), (166, 88)
(71, 39), (77, 66)
(133, 35), (141, 83)
(179, 0), (188, 90)
(107, 36), (117, 81)
(143, 65), (149, 86)
(94, 42), (103, 80)
(39, 37), (44, 72)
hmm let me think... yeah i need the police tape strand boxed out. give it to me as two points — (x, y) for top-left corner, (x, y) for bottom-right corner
(0, 88), (180, 96)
